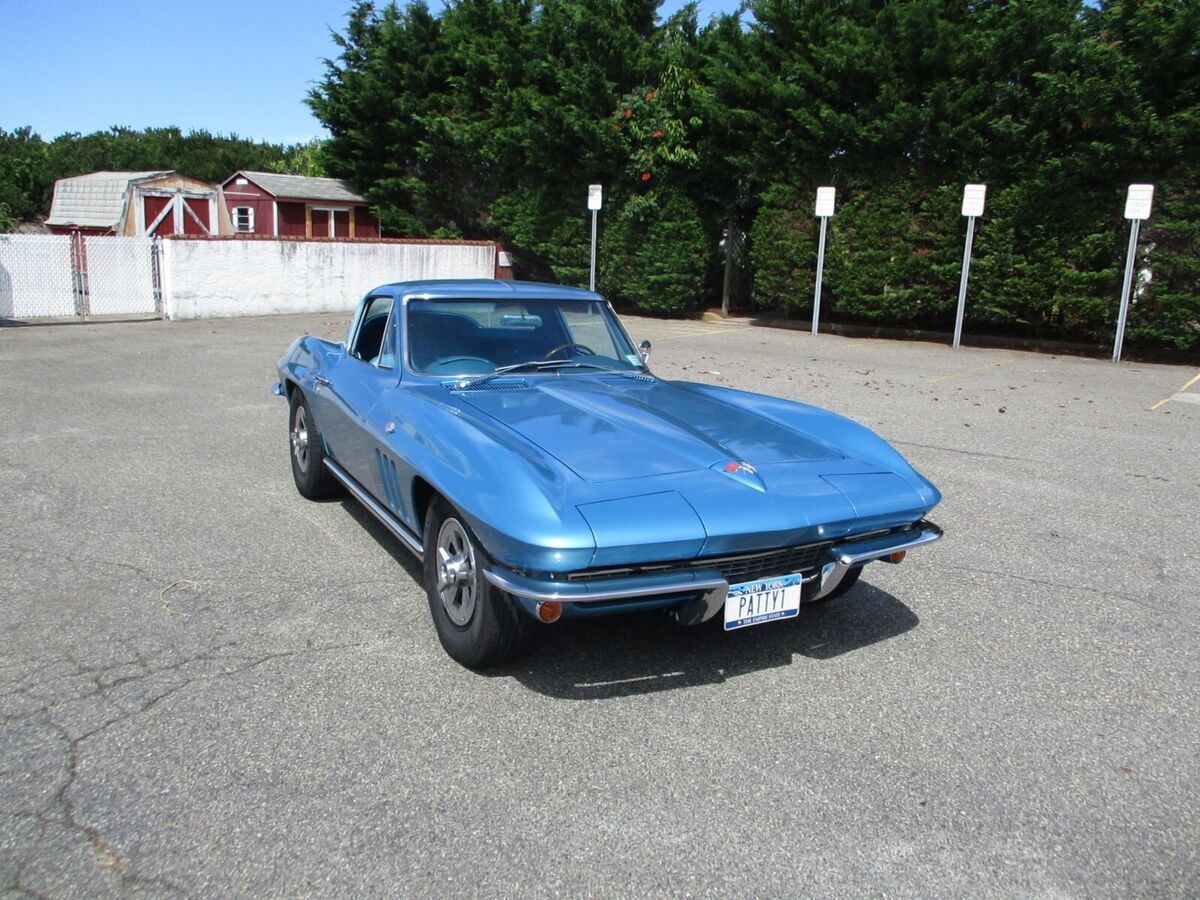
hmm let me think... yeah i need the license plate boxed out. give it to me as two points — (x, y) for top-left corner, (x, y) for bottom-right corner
(724, 573), (805, 631)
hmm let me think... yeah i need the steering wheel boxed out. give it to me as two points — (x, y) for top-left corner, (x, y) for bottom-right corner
(543, 342), (596, 360)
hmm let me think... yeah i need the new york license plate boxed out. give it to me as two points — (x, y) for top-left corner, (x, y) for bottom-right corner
(724, 573), (805, 631)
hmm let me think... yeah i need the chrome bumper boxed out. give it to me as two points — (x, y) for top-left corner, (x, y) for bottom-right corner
(813, 522), (944, 603)
(484, 522), (943, 624)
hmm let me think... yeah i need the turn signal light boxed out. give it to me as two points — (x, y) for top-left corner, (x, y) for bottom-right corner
(888, 550), (907, 564)
(537, 601), (563, 624)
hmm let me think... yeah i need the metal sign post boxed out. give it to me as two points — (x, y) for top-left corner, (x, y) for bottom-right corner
(587, 184), (602, 291)
(811, 187), (836, 336)
(952, 184), (987, 349)
(1113, 184), (1154, 363)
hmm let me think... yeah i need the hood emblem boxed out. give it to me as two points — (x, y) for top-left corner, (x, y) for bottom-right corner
(723, 460), (756, 475)
(385, 422), (396, 434)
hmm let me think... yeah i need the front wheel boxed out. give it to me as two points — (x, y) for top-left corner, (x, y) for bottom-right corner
(423, 499), (537, 668)
(288, 390), (341, 499)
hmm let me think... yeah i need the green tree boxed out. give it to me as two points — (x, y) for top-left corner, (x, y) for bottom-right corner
(0, 127), (51, 223)
(302, 0), (1197, 350)
(601, 188), (706, 314)
(273, 139), (330, 177)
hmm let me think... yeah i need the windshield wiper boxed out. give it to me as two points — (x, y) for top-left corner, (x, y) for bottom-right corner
(456, 359), (616, 390)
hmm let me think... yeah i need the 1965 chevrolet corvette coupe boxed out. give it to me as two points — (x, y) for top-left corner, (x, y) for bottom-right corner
(275, 279), (942, 667)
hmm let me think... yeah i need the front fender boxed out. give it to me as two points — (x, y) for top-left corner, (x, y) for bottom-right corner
(276, 335), (345, 395)
(378, 385), (596, 573)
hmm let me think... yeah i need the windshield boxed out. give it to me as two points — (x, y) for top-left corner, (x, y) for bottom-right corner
(406, 297), (643, 376)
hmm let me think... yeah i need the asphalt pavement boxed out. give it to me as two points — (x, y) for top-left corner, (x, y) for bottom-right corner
(1, 311), (1197, 897)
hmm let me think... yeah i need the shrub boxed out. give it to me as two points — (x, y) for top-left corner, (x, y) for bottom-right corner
(600, 189), (705, 315)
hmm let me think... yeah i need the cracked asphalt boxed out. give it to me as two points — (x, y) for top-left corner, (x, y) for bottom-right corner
(1, 312), (1197, 897)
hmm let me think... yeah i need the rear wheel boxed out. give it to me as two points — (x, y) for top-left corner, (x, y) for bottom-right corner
(289, 390), (341, 499)
(423, 499), (536, 668)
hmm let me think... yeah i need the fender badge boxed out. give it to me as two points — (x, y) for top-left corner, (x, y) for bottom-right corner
(385, 422), (396, 434)
(724, 460), (756, 475)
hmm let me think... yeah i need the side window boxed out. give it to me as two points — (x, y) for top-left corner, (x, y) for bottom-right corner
(377, 303), (399, 369)
(233, 206), (254, 232)
(351, 295), (394, 363)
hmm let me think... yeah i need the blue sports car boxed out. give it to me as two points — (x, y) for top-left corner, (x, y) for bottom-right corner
(275, 280), (942, 667)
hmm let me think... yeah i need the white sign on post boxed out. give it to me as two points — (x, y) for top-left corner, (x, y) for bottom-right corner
(814, 186), (836, 218)
(1124, 184), (1154, 220)
(952, 184), (986, 350)
(810, 187), (836, 336)
(962, 184), (987, 217)
(587, 184), (602, 291)
(1113, 183), (1154, 362)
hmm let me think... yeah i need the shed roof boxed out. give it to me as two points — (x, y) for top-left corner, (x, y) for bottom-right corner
(228, 171), (367, 204)
(45, 171), (173, 228)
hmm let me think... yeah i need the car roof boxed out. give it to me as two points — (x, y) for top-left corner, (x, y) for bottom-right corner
(373, 279), (603, 303)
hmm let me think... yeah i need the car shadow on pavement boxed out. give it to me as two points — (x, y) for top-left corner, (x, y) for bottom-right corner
(341, 499), (426, 583)
(489, 583), (919, 700)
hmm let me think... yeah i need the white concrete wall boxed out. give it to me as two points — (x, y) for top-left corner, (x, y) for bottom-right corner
(162, 239), (497, 319)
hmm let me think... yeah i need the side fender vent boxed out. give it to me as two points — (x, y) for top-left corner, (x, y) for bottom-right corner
(375, 449), (403, 513)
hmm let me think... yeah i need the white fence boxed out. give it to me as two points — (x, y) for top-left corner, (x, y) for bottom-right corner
(0, 235), (500, 321)
(162, 239), (497, 319)
(86, 237), (158, 316)
(1, 235), (77, 317)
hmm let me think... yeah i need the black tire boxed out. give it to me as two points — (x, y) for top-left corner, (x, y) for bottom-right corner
(423, 498), (536, 668)
(808, 566), (862, 605)
(288, 389), (342, 500)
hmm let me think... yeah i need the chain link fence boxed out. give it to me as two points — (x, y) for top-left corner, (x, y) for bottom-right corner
(0, 234), (160, 320)
(82, 237), (159, 316)
(0, 235), (76, 318)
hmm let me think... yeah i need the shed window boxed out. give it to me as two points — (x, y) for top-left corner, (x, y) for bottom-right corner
(233, 206), (254, 232)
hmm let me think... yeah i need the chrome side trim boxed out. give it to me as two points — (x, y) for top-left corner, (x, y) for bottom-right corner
(813, 522), (943, 601)
(482, 567), (728, 605)
(323, 458), (425, 561)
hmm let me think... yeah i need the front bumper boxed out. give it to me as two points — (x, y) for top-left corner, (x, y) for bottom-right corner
(483, 521), (943, 623)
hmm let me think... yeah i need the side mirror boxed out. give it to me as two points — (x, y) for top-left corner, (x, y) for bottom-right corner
(638, 340), (652, 364)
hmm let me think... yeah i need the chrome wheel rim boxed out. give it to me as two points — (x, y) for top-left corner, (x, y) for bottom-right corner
(436, 518), (476, 627)
(291, 405), (309, 474)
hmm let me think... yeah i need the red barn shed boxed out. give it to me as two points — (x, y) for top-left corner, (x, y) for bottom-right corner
(220, 171), (380, 238)
(45, 171), (226, 236)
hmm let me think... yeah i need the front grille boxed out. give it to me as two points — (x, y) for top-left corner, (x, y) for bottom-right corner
(567, 541), (833, 585)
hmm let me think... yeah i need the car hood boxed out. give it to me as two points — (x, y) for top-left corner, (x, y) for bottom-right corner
(456, 376), (843, 482)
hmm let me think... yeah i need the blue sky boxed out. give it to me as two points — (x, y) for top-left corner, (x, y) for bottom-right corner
(3, 0), (739, 146)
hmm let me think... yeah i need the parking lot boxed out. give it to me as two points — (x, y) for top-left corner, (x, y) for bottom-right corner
(2, 311), (1197, 896)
